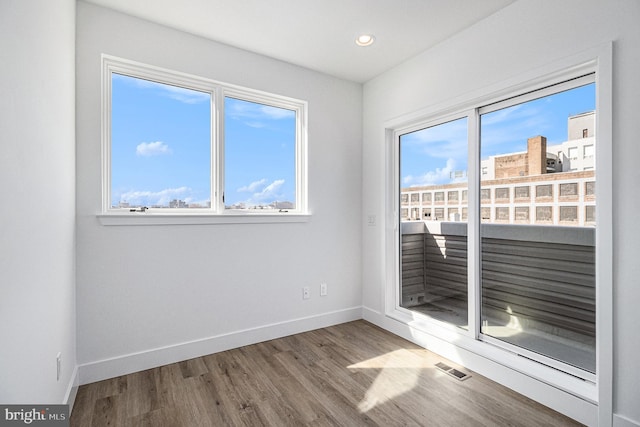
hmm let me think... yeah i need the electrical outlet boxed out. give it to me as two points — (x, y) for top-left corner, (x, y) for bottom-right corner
(302, 286), (310, 300)
(367, 215), (376, 226)
(56, 353), (62, 381)
(320, 283), (327, 296)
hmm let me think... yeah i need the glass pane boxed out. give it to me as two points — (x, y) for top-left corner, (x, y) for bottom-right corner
(480, 82), (596, 372)
(111, 73), (211, 209)
(224, 97), (296, 210)
(399, 117), (468, 329)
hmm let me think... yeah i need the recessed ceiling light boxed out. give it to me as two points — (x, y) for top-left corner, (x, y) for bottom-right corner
(355, 34), (375, 47)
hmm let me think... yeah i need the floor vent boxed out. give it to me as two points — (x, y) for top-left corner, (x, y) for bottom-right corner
(435, 362), (471, 381)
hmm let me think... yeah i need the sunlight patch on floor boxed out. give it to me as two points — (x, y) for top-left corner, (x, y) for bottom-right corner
(348, 349), (436, 413)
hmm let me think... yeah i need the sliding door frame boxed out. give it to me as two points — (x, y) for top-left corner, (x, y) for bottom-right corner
(384, 43), (612, 425)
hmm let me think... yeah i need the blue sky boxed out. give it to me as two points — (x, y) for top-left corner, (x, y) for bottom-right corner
(224, 97), (296, 208)
(400, 83), (595, 187)
(111, 74), (296, 208)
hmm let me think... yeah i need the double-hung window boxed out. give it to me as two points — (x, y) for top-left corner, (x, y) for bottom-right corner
(101, 55), (307, 222)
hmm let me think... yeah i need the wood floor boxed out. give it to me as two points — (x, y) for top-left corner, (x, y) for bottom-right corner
(70, 320), (583, 426)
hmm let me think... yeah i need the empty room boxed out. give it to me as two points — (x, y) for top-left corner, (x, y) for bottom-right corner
(1, 0), (639, 426)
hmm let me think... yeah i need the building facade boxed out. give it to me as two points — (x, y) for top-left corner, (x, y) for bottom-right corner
(401, 111), (596, 226)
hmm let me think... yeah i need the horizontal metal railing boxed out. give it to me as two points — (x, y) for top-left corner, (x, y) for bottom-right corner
(401, 221), (595, 338)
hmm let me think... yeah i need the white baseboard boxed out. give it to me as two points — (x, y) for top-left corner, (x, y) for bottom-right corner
(362, 306), (598, 427)
(78, 306), (362, 386)
(64, 365), (79, 413)
(614, 414), (640, 427)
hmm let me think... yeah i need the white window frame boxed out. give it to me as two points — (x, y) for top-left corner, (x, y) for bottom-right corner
(384, 44), (612, 425)
(99, 55), (309, 225)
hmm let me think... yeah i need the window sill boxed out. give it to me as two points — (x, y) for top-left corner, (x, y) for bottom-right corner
(97, 212), (311, 226)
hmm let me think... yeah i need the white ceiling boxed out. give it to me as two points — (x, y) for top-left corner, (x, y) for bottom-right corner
(82, 0), (515, 83)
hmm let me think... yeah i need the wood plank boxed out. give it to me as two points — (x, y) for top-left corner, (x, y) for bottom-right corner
(91, 395), (126, 427)
(70, 321), (582, 427)
(123, 368), (160, 418)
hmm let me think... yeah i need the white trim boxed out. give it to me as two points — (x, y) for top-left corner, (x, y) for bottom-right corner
(97, 212), (311, 226)
(384, 128), (398, 317)
(63, 365), (79, 412)
(594, 41), (614, 427)
(77, 306), (362, 385)
(468, 109), (481, 340)
(100, 54), (308, 219)
(383, 47), (603, 131)
(387, 305), (597, 398)
(363, 307), (598, 426)
(478, 73), (596, 116)
(480, 333), (596, 383)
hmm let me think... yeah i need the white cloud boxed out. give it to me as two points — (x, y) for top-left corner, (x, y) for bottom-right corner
(238, 179), (267, 192)
(234, 178), (286, 206)
(244, 121), (267, 129)
(226, 99), (295, 129)
(402, 119), (468, 161)
(254, 179), (285, 201)
(403, 158), (461, 187)
(117, 187), (193, 206)
(162, 85), (210, 104)
(114, 74), (209, 104)
(480, 103), (554, 153)
(136, 141), (172, 157)
(259, 105), (295, 120)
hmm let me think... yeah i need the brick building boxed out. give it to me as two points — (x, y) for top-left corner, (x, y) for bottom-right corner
(401, 111), (596, 226)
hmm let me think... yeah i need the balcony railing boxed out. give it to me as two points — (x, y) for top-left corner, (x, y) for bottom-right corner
(400, 220), (595, 372)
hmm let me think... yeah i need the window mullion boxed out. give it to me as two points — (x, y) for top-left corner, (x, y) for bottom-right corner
(214, 86), (224, 213)
(467, 108), (481, 339)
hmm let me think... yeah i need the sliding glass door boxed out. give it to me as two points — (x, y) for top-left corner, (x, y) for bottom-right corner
(399, 117), (468, 329)
(397, 74), (597, 377)
(479, 79), (596, 374)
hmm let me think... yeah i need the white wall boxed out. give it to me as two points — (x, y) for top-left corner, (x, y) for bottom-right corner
(75, 3), (363, 382)
(0, 0), (77, 404)
(362, 0), (639, 425)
